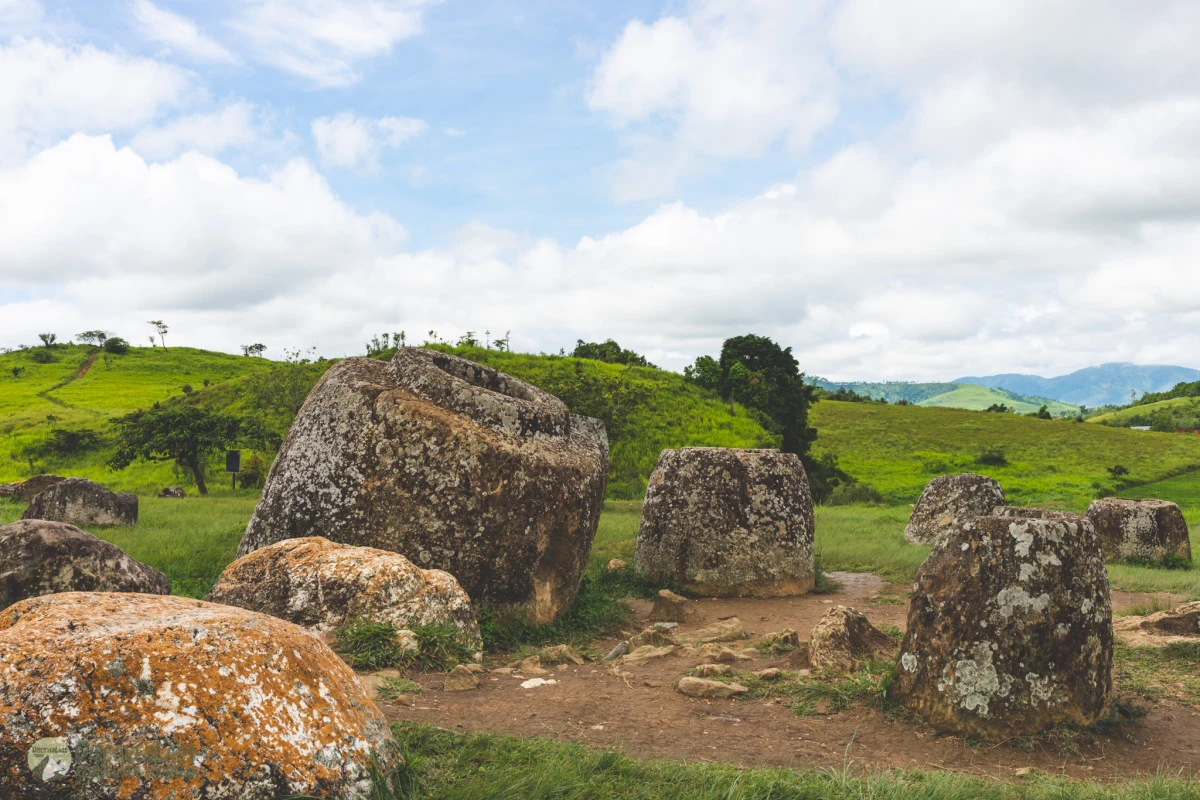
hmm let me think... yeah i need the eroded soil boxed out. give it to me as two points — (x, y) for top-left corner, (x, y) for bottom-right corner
(382, 573), (1200, 782)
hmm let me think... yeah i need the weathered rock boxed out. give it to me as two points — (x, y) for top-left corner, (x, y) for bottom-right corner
(630, 626), (677, 649)
(443, 665), (480, 691)
(1113, 601), (1200, 646)
(607, 558), (628, 572)
(636, 447), (815, 597)
(207, 536), (480, 647)
(604, 641), (630, 661)
(0, 474), (66, 502)
(542, 644), (585, 665)
(676, 677), (748, 699)
(158, 486), (186, 499)
(993, 506), (1088, 524)
(755, 668), (782, 680)
(889, 515), (1113, 742)
(649, 589), (699, 624)
(237, 348), (609, 624)
(0, 593), (396, 799)
(621, 645), (676, 666)
(0, 519), (170, 609)
(809, 606), (894, 673)
(1086, 498), (1192, 565)
(21, 477), (138, 527)
(675, 617), (748, 646)
(710, 646), (753, 663)
(904, 473), (1005, 545)
(693, 663), (733, 677)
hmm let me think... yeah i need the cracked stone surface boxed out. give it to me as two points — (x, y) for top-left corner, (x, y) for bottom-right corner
(208, 536), (480, 647)
(1085, 497), (1192, 565)
(21, 478), (137, 527)
(904, 474), (1005, 545)
(0, 593), (397, 799)
(0, 519), (169, 610)
(635, 448), (815, 597)
(237, 348), (608, 624)
(890, 514), (1113, 742)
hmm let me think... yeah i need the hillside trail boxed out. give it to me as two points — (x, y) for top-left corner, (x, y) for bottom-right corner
(37, 350), (99, 411)
(383, 576), (1199, 784)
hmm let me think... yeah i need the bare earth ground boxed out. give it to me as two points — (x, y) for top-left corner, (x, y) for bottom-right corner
(382, 574), (1200, 783)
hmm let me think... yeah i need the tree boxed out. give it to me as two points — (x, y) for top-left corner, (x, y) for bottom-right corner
(244, 347), (325, 424)
(148, 320), (168, 349)
(1026, 405), (1053, 420)
(572, 339), (654, 367)
(76, 330), (107, 346)
(241, 343), (267, 357)
(102, 337), (129, 354)
(37, 333), (58, 347)
(109, 407), (244, 495)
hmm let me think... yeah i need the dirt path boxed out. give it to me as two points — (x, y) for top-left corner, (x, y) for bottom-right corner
(382, 575), (1200, 783)
(37, 350), (99, 410)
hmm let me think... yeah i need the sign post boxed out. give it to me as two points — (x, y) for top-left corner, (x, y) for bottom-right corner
(226, 450), (241, 491)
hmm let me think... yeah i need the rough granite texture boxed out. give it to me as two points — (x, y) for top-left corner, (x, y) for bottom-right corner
(0, 593), (397, 799)
(904, 473), (1006, 545)
(0, 520), (169, 610)
(0, 475), (66, 502)
(236, 348), (609, 624)
(809, 605), (893, 673)
(890, 514), (1113, 742)
(208, 536), (480, 647)
(635, 447), (815, 597)
(21, 479), (138, 527)
(1085, 497), (1192, 564)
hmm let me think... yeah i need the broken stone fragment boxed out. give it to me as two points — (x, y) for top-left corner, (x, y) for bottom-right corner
(808, 606), (893, 673)
(620, 645), (677, 666)
(630, 626), (677, 649)
(607, 558), (628, 572)
(692, 663), (732, 677)
(754, 668), (782, 680)
(649, 589), (700, 623)
(674, 617), (747, 646)
(603, 641), (630, 661)
(443, 665), (480, 692)
(676, 677), (749, 699)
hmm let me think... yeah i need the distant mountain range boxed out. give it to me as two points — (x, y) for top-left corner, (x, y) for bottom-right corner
(956, 363), (1200, 409)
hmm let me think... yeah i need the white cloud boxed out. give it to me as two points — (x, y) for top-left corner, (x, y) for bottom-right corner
(0, 0), (42, 30)
(588, 0), (837, 199)
(0, 37), (192, 162)
(130, 102), (257, 160)
(312, 111), (427, 170)
(230, 0), (435, 87)
(131, 0), (237, 64)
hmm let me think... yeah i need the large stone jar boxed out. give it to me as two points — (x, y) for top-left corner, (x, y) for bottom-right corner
(635, 447), (815, 597)
(1085, 497), (1192, 565)
(890, 514), (1113, 742)
(237, 348), (608, 624)
(904, 473), (1005, 545)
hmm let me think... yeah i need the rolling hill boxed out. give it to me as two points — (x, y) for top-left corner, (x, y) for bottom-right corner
(811, 379), (1077, 415)
(958, 363), (1200, 408)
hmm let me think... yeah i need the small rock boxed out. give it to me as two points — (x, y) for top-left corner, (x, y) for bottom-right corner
(809, 606), (894, 673)
(394, 629), (419, 654)
(459, 663), (485, 674)
(649, 589), (700, 624)
(607, 558), (629, 572)
(797, 668), (812, 677)
(630, 626), (677, 649)
(754, 668), (782, 680)
(675, 618), (747, 646)
(524, 667), (550, 677)
(443, 665), (479, 692)
(713, 647), (752, 664)
(158, 486), (186, 499)
(643, 680), (664, 688)
(676, 677), (749, 699)
(604, 641), (630, 661)
(654, 622), (679, 630)
(1015, 768), (1031, 778)
(490, 667), (514, 675)
(542, 644), (586, 665)
(693, 663), (732, 677)
(621, 644), (677, 666)
(813, 698), (835, 715)
(513, 655), (542, 671)
(521, 678), (558, 689)
(556, 663), (568, 671)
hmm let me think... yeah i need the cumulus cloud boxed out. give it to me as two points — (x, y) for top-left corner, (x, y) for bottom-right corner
(311, 111), (427, 170)
(0, 0), (42, 30)
(0, 37), (192, 162)
(230, 0), (436, 87)
(131, 0), (237, 64)
(130, 102), (258, 160)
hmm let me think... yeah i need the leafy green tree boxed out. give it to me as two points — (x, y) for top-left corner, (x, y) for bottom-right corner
(37, 333), (58, 347)
(75, 330), (107, 346)
(572, 339), (654, 367)
(147, 320), (168, 349)
(102, 337), (129, 354)
(241, 343), (267, 357)
(1026, 405), (1053, 420)
(682, 355), (722, 393)
(108, 407), (246, 495)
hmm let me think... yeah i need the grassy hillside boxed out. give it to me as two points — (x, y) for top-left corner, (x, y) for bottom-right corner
(917, 384), (1078, 415)
(1089, 396), (1200, 431)
(811, 400), (1200, 509)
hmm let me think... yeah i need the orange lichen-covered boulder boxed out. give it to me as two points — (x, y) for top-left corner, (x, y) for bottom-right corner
(237, 348), (609, 624)
(208, 536), (481, 648)
(0, 593), (397, 799)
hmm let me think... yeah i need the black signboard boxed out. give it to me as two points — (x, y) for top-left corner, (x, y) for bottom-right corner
(226, 450), (241, 474)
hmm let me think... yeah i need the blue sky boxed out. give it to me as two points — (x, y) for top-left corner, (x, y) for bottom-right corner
(3, 1), (1200, 379)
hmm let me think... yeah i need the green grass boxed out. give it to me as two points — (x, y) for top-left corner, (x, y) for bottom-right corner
(811, 400), (1200, 509)
(918, 384), (1078, 416)
(1090, 396), (1200, 426)
(390, 723), (1200, 800)
(814, 506), (928, 583)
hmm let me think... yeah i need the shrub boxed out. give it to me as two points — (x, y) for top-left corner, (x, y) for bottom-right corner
(1107, 464), (1130, 479)
(975, 445), (1008, 467)
(333, 618), (477, 671)
(102, 337), (129, 354)
(45, 428), (102, 456)
(30, 349), (56, 364)
(826, 482), (886, 506)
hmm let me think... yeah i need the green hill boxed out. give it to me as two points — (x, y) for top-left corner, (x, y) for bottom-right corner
(811, 399), (1200, 509)
(813, 379), (1077, 415)
(0, 343), (775, 499)
(1089, 395), (1200, 431)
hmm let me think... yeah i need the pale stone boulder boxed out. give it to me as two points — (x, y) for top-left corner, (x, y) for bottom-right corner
(889, 514), (1113, 742)
(22, 477), (137, 527)
(1086, 498), (1192, 565)
(0, 593), (397, 799)
(809, 606), (893, 673)
(904, 473), (1005, 545)
(208, 536), (480, 648)
(636, 447), (815, 597)
(0, 519), (169, 609)
(237, 348), (609, 624)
